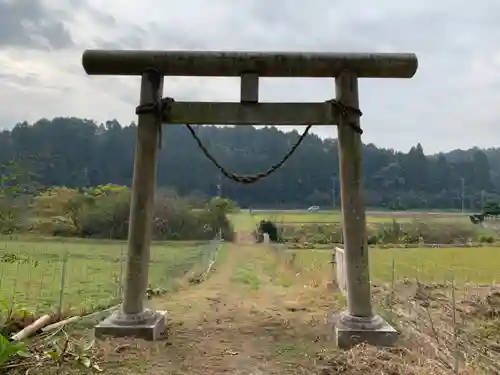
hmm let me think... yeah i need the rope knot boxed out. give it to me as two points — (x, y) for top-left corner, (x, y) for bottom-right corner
(325, 99), (364, 134)
(135, 97), (175, 119)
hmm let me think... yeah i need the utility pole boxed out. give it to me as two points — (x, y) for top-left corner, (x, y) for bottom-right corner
(83, 167), (89, 187)
(331, 176), (336, 210)
(460, 177), (465, 213)
(216, 173), (222, 240)
(217, 173), (222, 197)
(481, 189), (485, 210)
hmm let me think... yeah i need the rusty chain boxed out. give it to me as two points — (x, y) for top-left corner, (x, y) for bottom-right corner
(184, 121), (313, 184)
(135, 95), (363, 185)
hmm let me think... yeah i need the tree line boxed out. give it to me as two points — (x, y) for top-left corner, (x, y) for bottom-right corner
(1, 117), (499, 210)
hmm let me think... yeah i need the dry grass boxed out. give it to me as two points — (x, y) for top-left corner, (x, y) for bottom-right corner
(318, 344), (459, 375)
(371, 280), (500, 374)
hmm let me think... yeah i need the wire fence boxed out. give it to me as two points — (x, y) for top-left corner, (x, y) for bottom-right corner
(0, 236), (222, 323)
(334, 247), (500, 374)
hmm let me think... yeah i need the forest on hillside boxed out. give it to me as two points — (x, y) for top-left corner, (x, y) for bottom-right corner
(0, 117), (499, 210)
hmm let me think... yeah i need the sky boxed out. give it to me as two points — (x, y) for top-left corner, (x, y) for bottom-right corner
(0, 0), (499, 154)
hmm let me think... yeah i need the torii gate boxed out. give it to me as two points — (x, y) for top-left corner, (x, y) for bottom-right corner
(82, 50), (418, 348)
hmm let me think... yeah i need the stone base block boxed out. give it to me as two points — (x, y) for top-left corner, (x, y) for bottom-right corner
(95, 309), (168, 341)
(332, 311), (398, 349)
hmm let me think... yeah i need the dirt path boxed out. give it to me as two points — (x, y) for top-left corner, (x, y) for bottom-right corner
(92, 241), (344, 374)
(235, 230), (256, 246)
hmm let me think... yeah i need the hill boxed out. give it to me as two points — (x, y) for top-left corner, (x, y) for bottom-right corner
(1, 117), (499, 210)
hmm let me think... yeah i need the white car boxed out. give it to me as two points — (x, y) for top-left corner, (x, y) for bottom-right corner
(307, 206), (320, 212)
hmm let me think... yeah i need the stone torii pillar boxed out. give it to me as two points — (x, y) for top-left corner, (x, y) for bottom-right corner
(81, 50), (418, 345)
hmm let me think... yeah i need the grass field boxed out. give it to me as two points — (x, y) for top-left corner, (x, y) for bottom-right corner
(229, 210), (500, 284)
(251, 209), (471, 224)
(3, 212), (496, 374)
(0, 239), (215, 316)
(1, 209), (481, 321)
(291, 246), (500, 285)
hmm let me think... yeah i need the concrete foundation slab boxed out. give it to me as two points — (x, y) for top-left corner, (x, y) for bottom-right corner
(332, 311), (399, 349)
(95, 309), (168, 341)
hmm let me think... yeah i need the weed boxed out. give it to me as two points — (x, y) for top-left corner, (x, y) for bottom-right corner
(231, 263), (261, 290)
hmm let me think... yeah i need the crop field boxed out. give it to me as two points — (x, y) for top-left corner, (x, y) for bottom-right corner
(251, 209), (471, 224)
(250, 209), (500, 284)
(246, 208), (496, 248)
(0, 239), (213, 316)
(290, 246), (500, 285)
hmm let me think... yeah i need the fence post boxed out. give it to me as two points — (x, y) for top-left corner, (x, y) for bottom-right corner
(451, 269), (459, 373)
(57, 250), (69, 319)
(0, 265), (3, 293)
(35, 272), (46, 314)
(8, 262), (20, 319)
(390, 255), (396, 315)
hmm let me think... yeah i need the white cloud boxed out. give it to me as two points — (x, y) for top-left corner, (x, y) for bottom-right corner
(0, 0), (499, 153)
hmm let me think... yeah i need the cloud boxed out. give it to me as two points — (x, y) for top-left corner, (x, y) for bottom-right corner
(0, 0), (499, 153)
(0, 0), (73, 50)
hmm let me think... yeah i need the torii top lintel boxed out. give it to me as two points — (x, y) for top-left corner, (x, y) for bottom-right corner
(82, 50), (418, 78)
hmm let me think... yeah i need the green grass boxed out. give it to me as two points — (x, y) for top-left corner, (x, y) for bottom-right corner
(274, 342), (308, 359)
(228, 211), (257, 231)
(230, 262), (261, 291)
(251, 209), (470, 224)
(292, 246), (500, 285)
(0, 239), (213, 316)
(252, 211), (342, 223)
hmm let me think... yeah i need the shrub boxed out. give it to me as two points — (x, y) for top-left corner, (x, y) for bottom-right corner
(402, 220), (478, 244)
(279, 223), (343, 244)
(257, 220), (281, 242)
(202, 197), (235, 241)
(80, 186), (130, 239)
(480, 235), (495, 244)
(31, 187), (92, 236)
(278, 219), (490, 246)
(0, 196), (30, 235)
(207, 197), (239, 213)
(30, 185), (236, 241)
